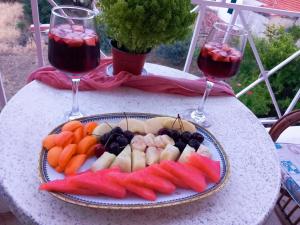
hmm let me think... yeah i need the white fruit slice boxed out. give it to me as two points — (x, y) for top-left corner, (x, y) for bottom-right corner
(161, 135), (175, 146)
(146, 146), (160, 165)
(163, 118), (196, 133)
(92, 123), (115, 140)
(91, 152), (116, 172)
(132, 150), (146, 172)
(154, 135), (165, 148)
(197, 144), (212, 158)
(110, 145), (131, 172)
(144, 133), (156, 147)
(160, 144), (180, 162)
(118, 118), (146, 134)
(144, 117), (172, 134)
(131, 135), (147, 152)
(178, 145), (195, 163)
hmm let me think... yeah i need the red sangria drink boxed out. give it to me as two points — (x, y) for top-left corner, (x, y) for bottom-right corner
(49, 6), (100, 121)
(198, 42), (242, 80)
(183, 22), (247, 127)
(48, 24), (100, 74)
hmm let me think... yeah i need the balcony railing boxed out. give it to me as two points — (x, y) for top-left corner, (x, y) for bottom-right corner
(30, 0), (300, 124)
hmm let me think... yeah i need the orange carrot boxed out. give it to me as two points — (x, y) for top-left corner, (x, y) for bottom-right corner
(73, 127), (84, 144)
(77, 136), (97, 154)
(86, 144), (97, 158)
(62, 121), (83, 132)
(42, 134), (58, 150)
(83, 122), (98, 136)
(47, 146), (63, 167)
(55, 131), (74, 147)
(64, 154), (87, 175)
(59, 144), (77, 170)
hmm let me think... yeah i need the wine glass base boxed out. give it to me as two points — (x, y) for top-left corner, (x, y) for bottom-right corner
(182, 109), (211, 128)
(64, 111), (85, 121)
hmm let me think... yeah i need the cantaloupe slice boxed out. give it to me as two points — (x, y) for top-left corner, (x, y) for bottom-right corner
(91, 152), (116, 172)
(118, 118), (145, 134)
(160, 144), (180, 162)
(178, 145), (195, 163)
(132, 150), (146, 172)
(110, 145), (132, 172)
(163, 118), (196, 133)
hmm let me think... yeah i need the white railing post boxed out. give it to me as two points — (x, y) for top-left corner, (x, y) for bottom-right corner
(239, 11), (282, 118)
(184, 3), (206, 72)
(31, 0), (44, 67)
(284, 89), (300, 115)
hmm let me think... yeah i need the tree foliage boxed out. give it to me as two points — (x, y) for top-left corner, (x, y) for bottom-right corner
(99, 0), (196, 53)
(232, 25), (300, 117)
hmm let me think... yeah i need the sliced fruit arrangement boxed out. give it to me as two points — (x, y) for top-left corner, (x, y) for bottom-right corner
(40, 154), (220, 201)
(42, 121), (99, 175)
(41, 115), (218, 200)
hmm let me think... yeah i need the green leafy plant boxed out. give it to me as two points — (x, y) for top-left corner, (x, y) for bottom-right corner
(99, 0), (196, 53)
(232, 25), (300, 117)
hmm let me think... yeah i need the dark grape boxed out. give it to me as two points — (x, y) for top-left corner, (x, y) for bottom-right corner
(124, 130), (134, 142)
(175, 140), (186, 152)
(94, 144), (105, 158)
(100, 133), (110, 145)
(111, 127), (123, 135)
(191, 132), (204, 143)
(169, 130), (180, 141)
(158, 128), (171, 136)
(116, 136), (128, 147)
(188, 139), (200, 150)
(181, 131), (192, 143)
(107, 142), (121, 155)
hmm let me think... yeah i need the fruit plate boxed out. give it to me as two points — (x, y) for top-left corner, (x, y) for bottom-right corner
(39, 112), (230, 209)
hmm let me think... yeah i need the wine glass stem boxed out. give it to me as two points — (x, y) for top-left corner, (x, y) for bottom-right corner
(71, 78), (80, 115)
(197, 79), (214, 113)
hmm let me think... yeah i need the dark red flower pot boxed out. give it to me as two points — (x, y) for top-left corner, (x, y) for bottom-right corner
(111, 40), (150, 75)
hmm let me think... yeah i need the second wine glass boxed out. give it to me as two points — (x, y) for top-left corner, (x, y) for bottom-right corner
(185, 22), (247, 127)
(48, 6), (100, 121)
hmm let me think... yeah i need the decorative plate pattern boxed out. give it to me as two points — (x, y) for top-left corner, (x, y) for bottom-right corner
(39, 113), (230, 209)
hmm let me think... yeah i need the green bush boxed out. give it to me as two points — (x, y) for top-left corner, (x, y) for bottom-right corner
(232, 25), (300, 117)
(99, 0), (196, 53)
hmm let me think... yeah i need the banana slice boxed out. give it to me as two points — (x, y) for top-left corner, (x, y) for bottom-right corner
(161, 135), (175, 146)
(91, 152), (116, 172)
(178, 145), (195, 163)
(146, 146), (160, 165)
(110, 145), (131, 172)
(118, 118), (146, 134)
(144, 133), (156, 147)
(132, 150), (146, 172)
(144, 117), (172, 134)
(154, 135), (165, 148)
(92, 123), (115, 140)
(163, 118), (196, 133)
(197, 144), (212, 158)
(131, 135), (147, 152)
(160, 144), (180, 162)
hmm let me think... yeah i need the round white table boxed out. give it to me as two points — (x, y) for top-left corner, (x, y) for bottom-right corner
(0, 64), (280, 225)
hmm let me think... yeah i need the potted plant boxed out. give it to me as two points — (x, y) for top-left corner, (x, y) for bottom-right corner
(99, 0), (195, 75)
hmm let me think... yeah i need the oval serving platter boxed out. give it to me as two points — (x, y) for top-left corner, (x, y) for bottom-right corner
(39, 112), (230, 209)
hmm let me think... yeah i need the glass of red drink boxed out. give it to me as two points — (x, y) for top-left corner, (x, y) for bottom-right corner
(186, 22), (247, 127)
(48, 6), (100, 120)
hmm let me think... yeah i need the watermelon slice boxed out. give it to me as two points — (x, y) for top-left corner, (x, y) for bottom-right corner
(146, 164), (188, 189)
(126, 171), (176, 194)
(69, 172), (126, 198)
(188, 153), (220, 183)
(39, 179), (98, 196)
(160, 161), (207, 192)
(106, 172), (156, 201)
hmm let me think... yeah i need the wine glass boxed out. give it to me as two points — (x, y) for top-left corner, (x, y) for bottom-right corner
(48, 6), (100, 121)
(185, 22), (247, 127)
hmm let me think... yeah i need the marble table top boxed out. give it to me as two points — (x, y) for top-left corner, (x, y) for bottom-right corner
(0, 63), (280, 225)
